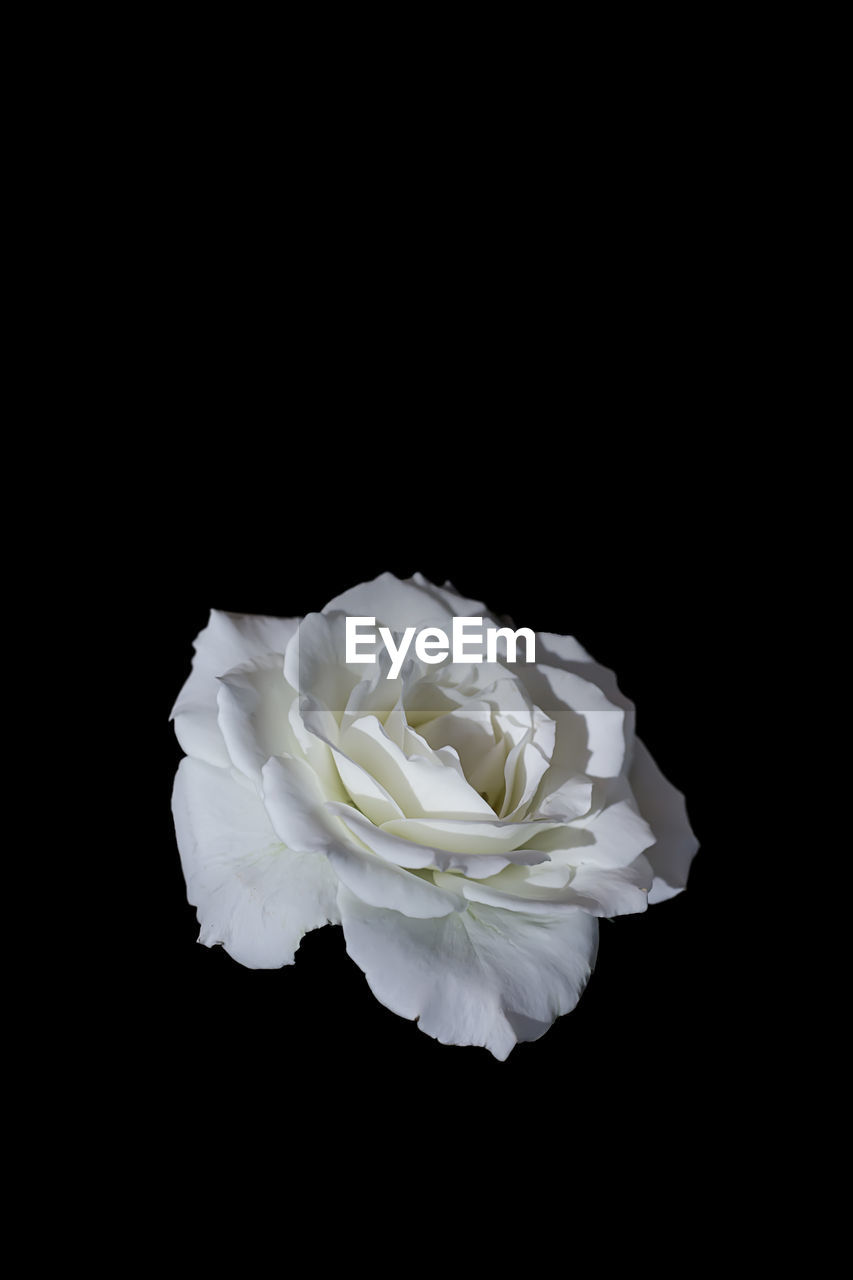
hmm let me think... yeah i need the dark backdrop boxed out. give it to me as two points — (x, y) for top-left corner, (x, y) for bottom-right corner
(97, 298), (754, 1179)
(119, 371), (739, 1117)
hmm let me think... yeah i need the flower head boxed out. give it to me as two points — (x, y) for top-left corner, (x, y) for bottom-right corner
(171, 572), (698, 1058)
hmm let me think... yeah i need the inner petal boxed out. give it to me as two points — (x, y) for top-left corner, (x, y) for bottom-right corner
(341, 714), (496, 821)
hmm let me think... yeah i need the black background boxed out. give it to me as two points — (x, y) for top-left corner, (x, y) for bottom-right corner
(87, 231), (762, 1183)
(119, 363), (742, 1140)
(49, 60), (780, 1224)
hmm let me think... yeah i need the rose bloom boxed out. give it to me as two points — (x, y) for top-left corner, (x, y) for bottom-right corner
(171, 573), (698, 1058)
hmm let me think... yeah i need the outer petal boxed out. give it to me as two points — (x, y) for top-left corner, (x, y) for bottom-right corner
(409, 573), (495, 620)
(171, 610), (299, 767)
(567, 855), (653, 915)
(326, 844), (465, 919)
(284, 612), (360, 721)
(535, 632), (637, 767)
(338, 886), (599, 1060)
(516, 664), (626, 779)
(533, 773), (595, 821)
(437, 853), (654, 918)
(629, 738), (699, 902)
(534, 798), (656, 871)
(172, 757), (339, 968)
(216, 653), (298, 787)
(321, 571), (458, 631)
(261, 755), (352, 854)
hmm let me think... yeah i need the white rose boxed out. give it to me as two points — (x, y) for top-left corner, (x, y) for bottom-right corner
(171, 572), (698, 1059)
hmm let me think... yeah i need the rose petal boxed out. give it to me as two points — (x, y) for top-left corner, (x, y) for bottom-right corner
(629, 738), (699, 902)
(409, 573), (494, 620)
(321, 571), (458, 631)
(171, 610), (299, 768)
(326, 801), (547, 880)
(284, 612), (360, 720)
(545, 798), (656, 870)
(382, 699), (469, 781)
(216, 653), (298, 787)
(417, 702), (507, 804)
(533, 773), (595, 822)
(329, 746), (406, 826)
(516, 664), (626, 779)
(341, 714), (495, 820)
(285, 698), (350, 805)
(338, 885), (598, 1059)
(380, 815), (563, 857)
(340, 671), (404, 735)
(535, 632), (637, 766)
(172, 757), (338, 968)
(326, 844), (464, 919)
(500, 735), (553, 820)
(566, 855), (654, 914)
(438, 852), (653, 917)
(283, 687), (407, 827)
(261, 755), (352, 854)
